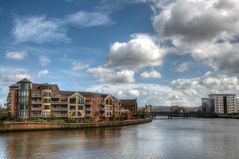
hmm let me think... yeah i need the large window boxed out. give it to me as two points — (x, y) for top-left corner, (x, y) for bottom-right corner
(70, 96), (76, 104)
(78, 97), (85, 104)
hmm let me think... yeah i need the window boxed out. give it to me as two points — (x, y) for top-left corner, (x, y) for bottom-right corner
(70, 106), (76, 110)
(78, 97), (84, 104)
(70, 96), (76, 104)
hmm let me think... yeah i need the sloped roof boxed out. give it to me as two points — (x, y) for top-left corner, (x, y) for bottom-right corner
(120, 99), (137, 105)
(17, 78), (32, 83)
(32, 83), (59, 90)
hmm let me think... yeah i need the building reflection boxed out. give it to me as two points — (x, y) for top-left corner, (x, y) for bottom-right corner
(2, 128), (122, 158)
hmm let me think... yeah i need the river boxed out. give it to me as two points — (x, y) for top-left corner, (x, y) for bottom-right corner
(1, 118), (239, 159)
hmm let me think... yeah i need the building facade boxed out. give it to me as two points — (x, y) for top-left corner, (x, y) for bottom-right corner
(7, 78), (136, 121)
(202, 94), (239, 114)
(120, 99), (138, 115)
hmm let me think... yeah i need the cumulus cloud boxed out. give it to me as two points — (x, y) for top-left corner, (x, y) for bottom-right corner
(39, 56), (51, 66)
(106, 34), (166, 69)
(86, 71), (239, 106)
(87, 67), (134, 83)
(5, 51), (28, 61)
(37, 69), (49, 78)
(176, 62), (191, 72)
(72, 62), (89, 71)
(65, 11), (113, 27)
(140, 70), (161, 79)
(171, 71), (239, 99)
(86, 83), (192, 106)
(151, 0), (239, 73)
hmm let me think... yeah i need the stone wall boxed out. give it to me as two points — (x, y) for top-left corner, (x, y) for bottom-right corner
(0, 118), (152, 132)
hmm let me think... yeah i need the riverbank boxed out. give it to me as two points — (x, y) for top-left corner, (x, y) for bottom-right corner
(0, 118), (152, 132)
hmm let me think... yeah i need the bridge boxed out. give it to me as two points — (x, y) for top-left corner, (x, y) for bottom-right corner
(150, 112), (219, 119)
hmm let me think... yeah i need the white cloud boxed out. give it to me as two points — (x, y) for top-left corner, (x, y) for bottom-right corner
(39, 56), (51, 66)
(86, 71), (239, 107)
(72, 62), (89, 71)
(87, 67), (135, 83)
(13, 16), (70, 44)
(176, 62), (191, 72)
(140, 70), (161, 79)
(37, 69), (49, 78)
(5, 51), (28, 61)
(12, 11), (113, 44)
(107, 34), (166, 69)
(86, 83), (192, 106)
(171, 71), (239, 99)
(65, 11), (113, 27)
(151, 0), (239, 73)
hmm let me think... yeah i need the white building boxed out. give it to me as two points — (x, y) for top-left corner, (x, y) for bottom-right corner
(202, 94), (239, 114)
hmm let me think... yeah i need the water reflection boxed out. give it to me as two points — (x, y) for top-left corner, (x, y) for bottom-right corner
(1, 118), (239, 159)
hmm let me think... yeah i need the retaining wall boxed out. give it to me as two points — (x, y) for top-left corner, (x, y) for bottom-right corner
(0, 118), (152, 132)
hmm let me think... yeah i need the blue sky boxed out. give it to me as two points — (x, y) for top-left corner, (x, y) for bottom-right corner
(1, 0), (239, 107)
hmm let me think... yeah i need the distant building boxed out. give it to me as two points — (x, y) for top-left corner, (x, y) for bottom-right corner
(202, 94), (239, 114)
(144, 104), (152, 113)
(120, 99), (138, 115)
(170, 106), (186, 113)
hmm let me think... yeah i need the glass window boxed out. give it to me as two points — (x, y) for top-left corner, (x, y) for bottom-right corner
(70, 97), (76, 104)
(78, 97), (84, 104)
(70, 106), (76, 110)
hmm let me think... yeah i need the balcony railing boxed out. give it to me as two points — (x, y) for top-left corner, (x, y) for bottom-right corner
(99, 107), (105, 111)
(31, 107), (41, 111)
(85, 113), (92, 117)
(51, 101), (68, 104)
(51, 107), (68, 111)
(85, 107), (92, 111)
(52, 114), (68, 117)
(101, 102), (106, 105)
(100, 113), (105, 117)
(31, 101), (42, 104)
(32, 94), (42, 97)
(31, 114), (41, 117)
(85, 101), (92, 105)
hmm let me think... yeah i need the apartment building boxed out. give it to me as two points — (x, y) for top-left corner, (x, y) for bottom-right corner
(202, 94), (239, 114)
(7, 78), (126, 121)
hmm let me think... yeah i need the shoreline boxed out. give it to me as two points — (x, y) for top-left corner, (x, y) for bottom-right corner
(0, 118), (152, 132)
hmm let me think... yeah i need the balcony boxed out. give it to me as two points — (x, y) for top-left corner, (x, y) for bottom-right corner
(85, 101), (92, 105)
(85, 107), (92, 111)
(31, 101), (42, 104)
(32, 93), (42, 97)
(51, 101), (68, 104)
(51, 107), (68, 111)
(101, 102), (106, 105)
(51, 94), (61, 98)
(99, 107), (105, 111)
(100, 113), (105, 117)
(31, 114), (41, 117)
(31, 107), (41, 111)
(85, 113), (92, 117)
(52, 114), (68, 117)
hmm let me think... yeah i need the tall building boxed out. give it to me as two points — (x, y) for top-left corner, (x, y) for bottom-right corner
(7, 78), (132, 121)
(202, 94), (239, 114)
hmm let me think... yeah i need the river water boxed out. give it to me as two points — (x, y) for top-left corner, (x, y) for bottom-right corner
(1, 118), (239, 159)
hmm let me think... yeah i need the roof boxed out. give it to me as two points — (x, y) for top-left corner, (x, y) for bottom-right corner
(9, 84), (18, 88)
(17, 78), (32, 83)
(59, 91), (76, 96)
(120, 99), (137, 105)
(32, 83), (59, 90)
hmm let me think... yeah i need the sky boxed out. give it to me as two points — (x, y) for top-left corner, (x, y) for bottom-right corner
(1, 0), (239, 107)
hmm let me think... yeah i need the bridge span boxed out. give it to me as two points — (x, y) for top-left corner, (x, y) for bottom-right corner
(150, 112), (219, 119)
